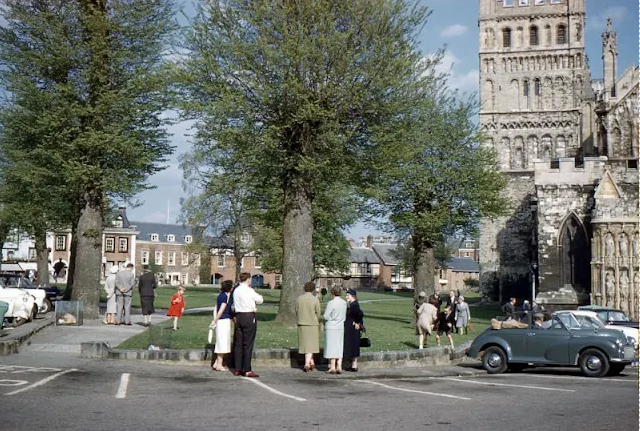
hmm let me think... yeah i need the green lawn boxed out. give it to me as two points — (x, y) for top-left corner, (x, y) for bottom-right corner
(116, 288), (501, 351)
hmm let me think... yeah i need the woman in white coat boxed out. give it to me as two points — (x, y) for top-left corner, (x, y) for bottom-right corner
(103, 266), (118, 325)
(323, 285), (347, 374)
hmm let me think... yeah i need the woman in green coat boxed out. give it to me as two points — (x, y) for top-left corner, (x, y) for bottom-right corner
(296, 281), (321, 372)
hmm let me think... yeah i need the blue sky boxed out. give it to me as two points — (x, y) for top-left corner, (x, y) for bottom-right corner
(127, 0), (639, 239)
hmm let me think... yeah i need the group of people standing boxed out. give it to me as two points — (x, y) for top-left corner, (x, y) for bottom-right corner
(103, 263), (157, 326)
(296, 284), (364, 374)
(414, 290), (470, 349)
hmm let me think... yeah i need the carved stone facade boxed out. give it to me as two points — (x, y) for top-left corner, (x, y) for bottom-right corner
(478, 0), (639, 319)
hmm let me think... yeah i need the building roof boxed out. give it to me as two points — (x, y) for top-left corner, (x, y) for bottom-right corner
(372, 244), (400, 265)
(447, 257), (480, 273)
(349, 247), (382, 264)
(132, 221), (197, 244)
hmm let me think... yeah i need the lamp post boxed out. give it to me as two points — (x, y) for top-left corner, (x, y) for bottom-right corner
(530, 197), (539, 302)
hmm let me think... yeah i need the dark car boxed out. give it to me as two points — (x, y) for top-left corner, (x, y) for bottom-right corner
(577, 305), (639, 329)
(0, 272), (61, 314)
(467, 314), (636, 377)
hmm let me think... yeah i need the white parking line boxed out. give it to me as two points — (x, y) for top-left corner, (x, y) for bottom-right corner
(441, 377), (575, 392)
(242, 377), (306, 402)
(5, 369), (77, 396)
(116, 373), (130, 399)
(492, 373), (638, 383)
(361, 381), (471, 400)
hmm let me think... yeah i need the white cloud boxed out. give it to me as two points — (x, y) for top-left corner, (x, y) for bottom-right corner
(440, 24), (468, 38)
(587, 6), (627, 32)
(432, 51), (479, 94)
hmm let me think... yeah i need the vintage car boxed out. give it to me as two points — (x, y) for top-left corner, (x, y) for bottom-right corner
(467, 313), (636, 377)
(0, 272), (60, 314)
(577, 305), (639, 329)
(557, 310), (639, 349)
(0, 282), (38, 326)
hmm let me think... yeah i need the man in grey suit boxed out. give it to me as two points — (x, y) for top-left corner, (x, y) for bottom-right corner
(115, 262), (135, 325)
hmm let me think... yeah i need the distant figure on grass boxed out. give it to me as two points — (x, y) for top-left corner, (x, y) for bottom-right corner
(343, 289), (364, 372)
(232, 272), (263, 378)
(435, 305), (455, 348)
(212, 280), (234, 371)
(115, 262), (135, 325)
(138, 265), (157, 327)
(103, 266), (118, 325)
(324, 285), (347, 375)
(296, 281), (321, 372)
(415, 292), (438, 349)
(455, 295), (471, 335)
(167, 285), (186, 331)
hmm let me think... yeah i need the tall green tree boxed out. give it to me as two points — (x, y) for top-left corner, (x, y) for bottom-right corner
(368, 89), (509, 299)
(180, 0), (435, 325)
(0, 0), (177, 317)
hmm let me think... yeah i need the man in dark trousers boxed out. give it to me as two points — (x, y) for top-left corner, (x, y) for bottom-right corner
(138, 265), (157, 327)
(502, 297), (517, 320)
(232, 272), (263, 378)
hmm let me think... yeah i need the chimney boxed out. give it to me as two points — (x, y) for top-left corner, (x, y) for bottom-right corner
(119, 205), (127, 217)
(366, 235), (373, 248)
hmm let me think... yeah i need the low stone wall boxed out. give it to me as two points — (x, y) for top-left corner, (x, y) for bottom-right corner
(0, 315), (55, 356)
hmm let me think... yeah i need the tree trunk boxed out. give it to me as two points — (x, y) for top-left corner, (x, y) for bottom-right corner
(70, 196), (104, 319)
(62, 223), (78, 299)
(413, 234), (436, 301)
(277, 180), (313, 327)
(35, 228), (49, 286)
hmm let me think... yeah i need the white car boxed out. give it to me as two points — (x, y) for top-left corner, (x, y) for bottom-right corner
(555, 310), (639, 349)
(0, 278), (43, 325)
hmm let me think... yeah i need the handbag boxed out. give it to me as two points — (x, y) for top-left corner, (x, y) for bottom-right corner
(207, 304), (218, 344)
(359, 323), (371, 348)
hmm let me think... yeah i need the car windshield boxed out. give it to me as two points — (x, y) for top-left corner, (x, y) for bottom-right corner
(557, 313), (605, 329)
(0, 276), (19, 287)
(598, 311), (630, 322)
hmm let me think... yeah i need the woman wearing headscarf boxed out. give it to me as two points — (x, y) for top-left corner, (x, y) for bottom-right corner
(343, 289), (364, 372)
(296, 281), (321, 372)
(323, 285), (347, 374)
(455, 295), (471, 335)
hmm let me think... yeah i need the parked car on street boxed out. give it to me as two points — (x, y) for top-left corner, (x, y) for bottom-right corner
(577, 305), (639, 328)
(0, 281), (39, 326)
(467, 313), (636, 377)
(0, 301), (8, 329)
(0, 272), (57, 314)
(556, 310), (638, 349)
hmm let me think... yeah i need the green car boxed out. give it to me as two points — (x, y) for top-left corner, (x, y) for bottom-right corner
(0, 300), (8, 329)
(467, 313), (636, 377)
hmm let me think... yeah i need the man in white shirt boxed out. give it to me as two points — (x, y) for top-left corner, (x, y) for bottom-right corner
(232, 272), (263, 377)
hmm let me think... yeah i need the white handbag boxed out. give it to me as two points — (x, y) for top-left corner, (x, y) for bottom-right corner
(207, 304), (218, 343)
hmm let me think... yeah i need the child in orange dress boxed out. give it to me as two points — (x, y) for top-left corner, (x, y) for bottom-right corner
(167, 285), (185, 330)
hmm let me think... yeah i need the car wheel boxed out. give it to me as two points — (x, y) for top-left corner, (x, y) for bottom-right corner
(482, 346), (508, 374)
(579, 349), (610, 378)
(12, 317), (25, 327)
(607, 363), (626, 376)
(39, 299), (52, 314)
(30, 305), (38, 321)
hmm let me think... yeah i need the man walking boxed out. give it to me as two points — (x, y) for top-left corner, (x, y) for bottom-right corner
(233, 272), (263, 378)
(115, 262), (135, 325)
(138, 265), (157, 327)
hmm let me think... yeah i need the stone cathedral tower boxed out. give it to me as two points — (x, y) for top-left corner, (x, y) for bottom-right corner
(477, 0), (639, 318)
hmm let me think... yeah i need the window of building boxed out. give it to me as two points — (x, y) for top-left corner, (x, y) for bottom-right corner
(529, 26), (539, 46)
(556, 24), (566, 44)
(358, 263), (371, 275)
(167, 234), (175, 242)
(55, 235), (66, 251)
(194, 253), (201, 266)
(105, 237), (115, 252)
(181, 273), (188, 285)
(151, 233), (159, 242)
(534, 0), (545, 4)
(550, 0), (561, 3)
(168, 252), (176, 266)
(184, 235), (192, 244)
(217, 254), (225, 268)
(534, 78), (541, 96)
(502, 28), (511, 47)
(182, 252), (189, 266)
(141, 250), (149, 265)
(518, 0), (528, 5)
(503, 0), (513, 6)
(274, 274), (282, 286)
(28, 248), (36, 260)
(254, 255), (261, 269)
(106, 261), (115, 275)
(523, 80), (530, 96)
(155, 251), (163, 265)
(118, 237), (128, 253)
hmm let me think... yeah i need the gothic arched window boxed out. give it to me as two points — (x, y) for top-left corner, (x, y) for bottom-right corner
(529, 26), (539, 46)
(503, 28), (512, 47)
(534, 78), (541, 96)
(557, 24), (567, 44)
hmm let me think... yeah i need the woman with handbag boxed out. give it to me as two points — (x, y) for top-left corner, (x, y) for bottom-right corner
(212, 280), (234, 371)
(343, 289), (364, 372)
(323, 285), (347, 374)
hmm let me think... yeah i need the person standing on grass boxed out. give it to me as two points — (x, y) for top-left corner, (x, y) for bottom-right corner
(103, 266), (118, 325)
(138, 265), (157, 327)
(233, 272), (263, 378)
(323, 285), (347, 374)
(115, 262), (135, 325)
(343, 289), (364, 372)
(455, 295), (470, 335)
(167, 285), (186, 330)
(296, 281), (321, 372)
(415, 292), (438, 349)
(212, 280), (234, 371)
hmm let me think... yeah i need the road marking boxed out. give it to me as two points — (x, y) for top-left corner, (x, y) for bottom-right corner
(5, 369), (77, 396)
(0, 365), (62, 374)
(441, 377), (575, 392)
(241, 377), (306, 402)
(116, 373), (130, 399)
(361, 381), (471, 400)
(0, 380), (28, 387)
(494, 373), (639, 383)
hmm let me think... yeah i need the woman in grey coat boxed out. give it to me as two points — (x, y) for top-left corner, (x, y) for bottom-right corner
(455, 295), (471, 335)
(103, 266), (118, 325)
(323, 285), (347, 374)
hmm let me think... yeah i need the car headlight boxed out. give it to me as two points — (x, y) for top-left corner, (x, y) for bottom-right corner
(615, 338), (624, 346)
(627, 336), (636, 344)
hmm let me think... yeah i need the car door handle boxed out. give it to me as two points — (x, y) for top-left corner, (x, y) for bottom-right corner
(527, 332), (535, 336)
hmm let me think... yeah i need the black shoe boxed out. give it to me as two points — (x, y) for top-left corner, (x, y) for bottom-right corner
(349, 367), (358, 372)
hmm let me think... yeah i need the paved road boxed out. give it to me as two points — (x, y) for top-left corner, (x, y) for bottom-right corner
(1, 316), (637, 431)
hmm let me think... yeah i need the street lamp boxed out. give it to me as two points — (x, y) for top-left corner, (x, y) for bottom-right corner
(530, 197), (539, 302)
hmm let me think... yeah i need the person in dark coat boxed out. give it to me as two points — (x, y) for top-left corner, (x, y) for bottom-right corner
(343, 289), (363, 372)
(138, 265), (157, 327)
(502, 297), (517, 320)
